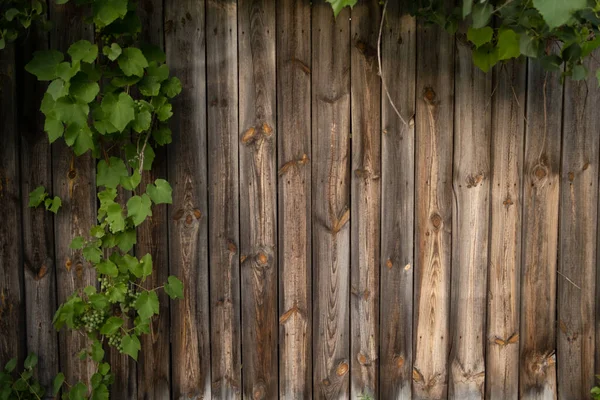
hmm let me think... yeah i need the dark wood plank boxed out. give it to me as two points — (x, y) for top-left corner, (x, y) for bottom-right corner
(378, 1), (415, 398)
(206, 1), (241, 398)
(486, 61), (526, 400)
(413, 2), (454, 398)
(276, 0), (312, 397)
(136, 1), (171, 398)
(0, 43), (25, 369)
(18, 21), (59, 388)
(165, 0), (211, 397)
(350, 1), (382, 398)
(238, 0), (278, 399)
(49, 2), (97, 385)
(557, 55), (599, 399)
(519, 60), (562, 400)
(312, 2), (351, 399)
(449, 30), (492, 400)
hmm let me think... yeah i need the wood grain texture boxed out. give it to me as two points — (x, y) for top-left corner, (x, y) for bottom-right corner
(49, 1), (97, 385)
(449, 32), (492, 400)
(312, 2), (351, 399)
(0, 43), (25, 368)
(136, 0), (171, 398)
(238, 0), (278, 399)
(165, 0), (211, 398)
(519, 60), (562, 400)
(277, 0), (312, 398)
(206, 1), (241, 398)
(557, 55), (599, 399)
(18, 22), (59, 389)
(350, 1), (381, 398)
(379, 1), (416, 398)
(486, 61), (526, 400)
(413, 4), (454, 398)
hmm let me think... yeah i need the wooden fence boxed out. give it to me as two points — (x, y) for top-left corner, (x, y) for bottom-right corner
(0, 0), (599, 399)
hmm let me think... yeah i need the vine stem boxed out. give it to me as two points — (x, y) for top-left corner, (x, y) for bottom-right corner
(377, 0), (408, 126)
(19, 373), (41, 400)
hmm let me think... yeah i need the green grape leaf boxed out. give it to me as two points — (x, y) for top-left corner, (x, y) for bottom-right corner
(5, 8), (20, 21)
(96, 157), (129, 189)
(24, 353), (38, 370)
(138, 76), (161, 96)
(127, 194), (152, 226)
(101, 92), (135, 132)
(520, 34), (540, 58)
(114, 253), (138, 274)
(118, 47), (149, 77)
(164, 275), (184, 299)
(532, 0), (587, 29)
(132, 110), (152, 133)
(146, 179), (172, 204)
(25, 50), (64, 81)
(68, 40), (98, 63)
(96, 259), (118, 277)
(70, 125), (95, 156)
(47, 78), (69, 100)
(120, 170), (142, 191)
(84, 286), (97, 296)
(29, 185), (48, 207)
(134, 316), (150, 335)
(70, 236), (85, 249)
(106, 282), (127, 303)
(326, 0), (357, 18)
(99, 316), (123, 335)
(124, 142), (155, 171)
(156, 103), (173, 121)
(91, 384), (109, 400)
(83, 245), (102, 264)
(92, 0), (128, 26)
(91, 340), (105, 362)
(106, 202), (125, 233)
(89, 293), (109, 310)
(52, 373), (65, 396)
(572, 64), (588, 80)
(44, 196), (62, 213)
(45, 118), (64, 143)
(472, 44), (498, 72)
(70, 79), (100, 104)
(140, 43), (166, 63)
(98, 363), (110, 376)
(90, 225), (105, 238)
(152, 125), (172, 146)
(116, 229), (136, 252)
(0, 38), (5, 50)
(467, 26), (493, 48)
(56, 61), (80, 81)
(103, 43), (122, 61)
(91, 372), (102, 389)
(134, 290), (159, 320)
(121, 334), (141, 360)
(463, 0), (473, 18)
(54, 97), (89, 126)
(471, 2), (494, 29)
(140, 253), (153, 278)
(161, 77), (182, 98)
(4, 358), (17, 373)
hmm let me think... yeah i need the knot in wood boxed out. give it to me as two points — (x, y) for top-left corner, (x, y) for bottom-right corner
(65, 258), (72, 271)
(262, 122), (273, 136)
(75, 262), (84, 279)
(430, 213), (442, 230)
(67, 169), (77, 179)
(395, 355), (405, 369)
(465, 173), (484, 188)
(241, 127), (257, 144)
(532, 164), (548, 180)
(386, 258), (393, 269)
(227, 240), (237, 254)
(423, 87), (437, 105)
(252, 382), (266, 400)
(568, 171), (574, 182)
(256, 252), (268, 265)
(336, 362), (349, 376)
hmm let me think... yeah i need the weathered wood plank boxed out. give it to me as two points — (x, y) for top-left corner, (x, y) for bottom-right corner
(413, 2), (454, 398)
(350, 1), (381, 398)
(165, 0), (211, 398)
(379, 1), (415, 398)
(557, 55), (599, 399)
(238, 0), (278, 398)
(49, 2), (97, 385)
(486, 61), (526, 400)
(206, 1), (241, 398)
(519, 60), (562, 400)
(18, 22), (59, 389)
(449, 30), (492, 400)
(0, 44), (25, 369)
(312, 2), (351, 399)
(277, 0), (312, 398)
(136, 1), (171, 398)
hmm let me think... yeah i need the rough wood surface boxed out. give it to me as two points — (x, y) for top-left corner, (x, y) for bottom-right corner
(413, 4), (454, 398)
(350, 1), (381, 398)
(238, 0), (278, 399)
(379, 1), (415, 399)
(449, 31), (492, 400)
(136, 0), (171, 398)
(165, 0), (211, 398)
(18, 22), (59, 389)
(206, 1), (241, 398)
(277, 0), (312, 398)
(312, 2), (351, 399)
(0, 43), (25, 369)
(486, 61), (526, 400)
(519, 60), (562, 400)
(50, 2), (97, 385)
(557, 55), (599, 399)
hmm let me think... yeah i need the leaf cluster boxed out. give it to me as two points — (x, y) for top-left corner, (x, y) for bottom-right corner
(0, 0), (51, 50)
(1, 354), (46, 400)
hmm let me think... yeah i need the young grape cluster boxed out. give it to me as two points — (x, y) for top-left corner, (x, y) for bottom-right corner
(122, 286), (140, 313)
(106, 332), (124, 352)
(82, 309), (106, 333)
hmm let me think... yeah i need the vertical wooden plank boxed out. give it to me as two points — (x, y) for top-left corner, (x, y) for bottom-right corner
(350, 0), (382, 398)
(0, 44), (25, 368)
(486, 61), (526, 399)
(136, 1), (171, 398)
(206, 1), (241, 398)
(557, 56), (599, 399)
(449, 30), (492, 400)
(19, 21), (59, 387)
(50, 2), (97, 385)
(312, 2), (351, 399)
(238, 0), (278, 398)
(277, 0), (312, 397)
(379, 1), (416, 398)
(413, 1), (454, 398)
(519, 61), (562, 400)
(165, 0), (211, 397)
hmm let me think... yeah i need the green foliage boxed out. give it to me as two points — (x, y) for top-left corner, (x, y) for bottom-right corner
(592, 375), (600, 399)
(28, 185), (62, 214)
(0, 353), (46, 399)
(0, 0), (51, 50)
(326, 0), (357, 18)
